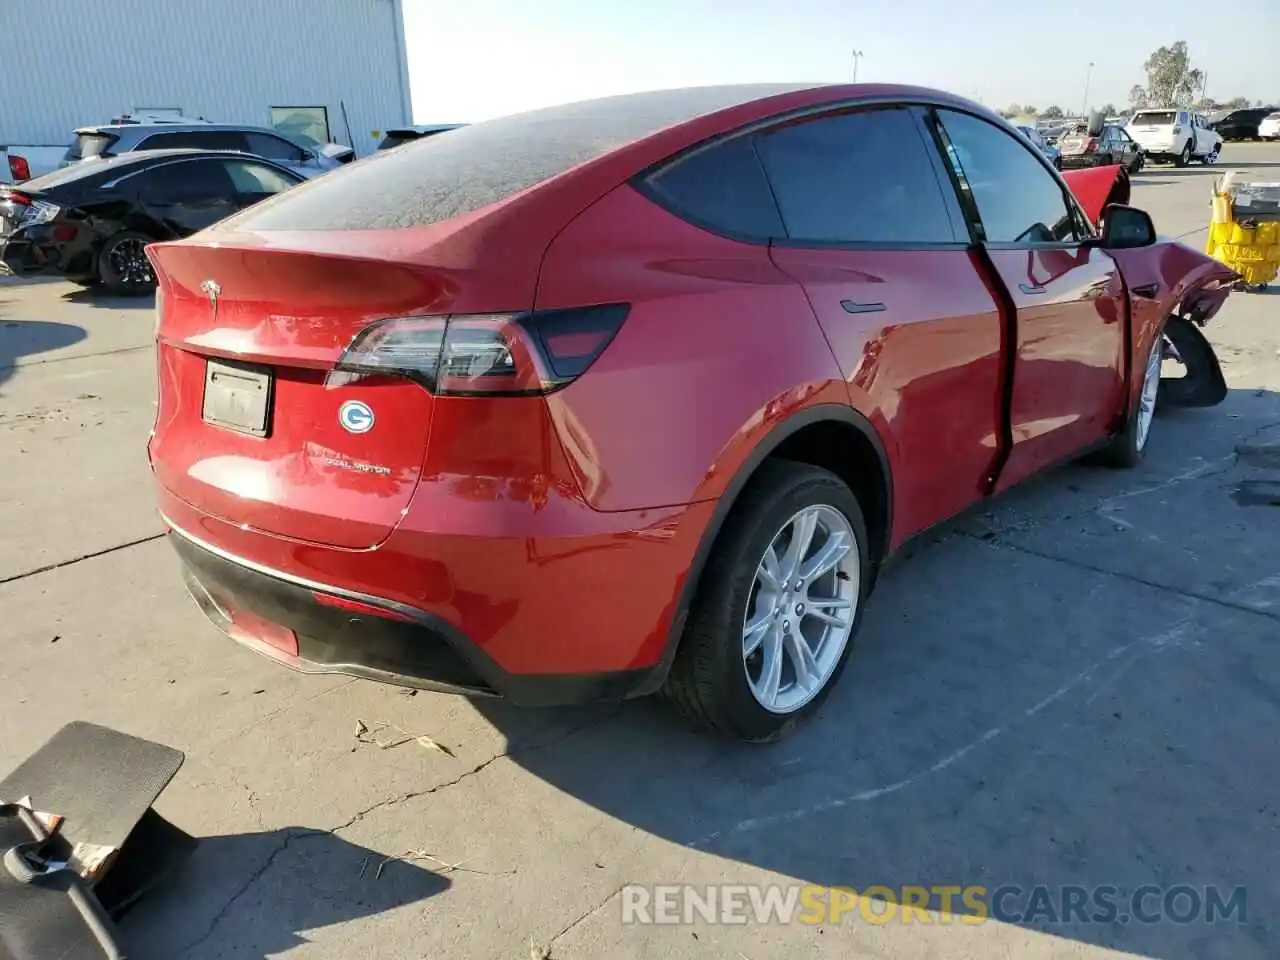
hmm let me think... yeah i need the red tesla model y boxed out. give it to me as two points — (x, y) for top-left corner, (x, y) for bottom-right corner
(147, 84), (1235, 740)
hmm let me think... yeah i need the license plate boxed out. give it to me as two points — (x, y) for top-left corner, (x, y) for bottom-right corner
(202, 358), (272, 436)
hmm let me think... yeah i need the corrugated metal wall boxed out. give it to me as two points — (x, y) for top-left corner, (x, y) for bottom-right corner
(0, 0), (410, 156)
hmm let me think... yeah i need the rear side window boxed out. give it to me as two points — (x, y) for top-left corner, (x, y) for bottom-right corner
(244, 133), (306, 164)
(643, 135), (783, 239)
(133, 160), (236, 202)
(754, 107), (958, 244)
(138, 130), (251, 153)
(64, 132), (116, 162)
(222, 160), (298, 195)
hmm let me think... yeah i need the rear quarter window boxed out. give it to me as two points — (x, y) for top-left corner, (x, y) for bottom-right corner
(641, 135), (784, 239)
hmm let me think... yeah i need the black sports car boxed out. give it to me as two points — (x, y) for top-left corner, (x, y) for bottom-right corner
(0, 149), (303, 294)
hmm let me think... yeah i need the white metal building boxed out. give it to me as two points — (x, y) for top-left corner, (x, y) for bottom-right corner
(0, 0), (412, 158)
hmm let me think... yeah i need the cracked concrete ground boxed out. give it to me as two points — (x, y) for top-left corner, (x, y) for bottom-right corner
(2, 143), (1279, 960)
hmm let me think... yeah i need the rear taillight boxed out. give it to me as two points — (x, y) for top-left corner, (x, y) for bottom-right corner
(1, 190), (31, 208)
(8, 155), (30, 182)
(1085, 138), (1099, 152)
(334, 303), (629, 396)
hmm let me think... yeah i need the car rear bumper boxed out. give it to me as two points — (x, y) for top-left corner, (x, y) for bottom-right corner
(157, 480), (716, 705)
(168, 518), (672, 706)
(1059, 154), (1110, 168)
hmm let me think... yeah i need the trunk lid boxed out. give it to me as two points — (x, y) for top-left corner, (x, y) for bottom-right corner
(147, 228), (533, 549)
(1058, 133), (1092, 156)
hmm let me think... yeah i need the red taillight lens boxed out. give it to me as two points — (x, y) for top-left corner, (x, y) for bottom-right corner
(8, 155), (31, 182)
(334, 303), (628, 396)
(1, 190), (31, 207)
(1085, 138), (1099, 152)
(312, 592), (418, 623)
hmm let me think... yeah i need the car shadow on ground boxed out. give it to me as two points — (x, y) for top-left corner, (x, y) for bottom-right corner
(120, 827), (450, 959)
(60, 285), (155, 310)
(470, 389), (1278, 958)
(0, 317), (88, 391)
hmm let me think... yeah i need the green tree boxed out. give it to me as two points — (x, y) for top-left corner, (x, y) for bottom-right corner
(1041, 105), (1064, 119)
(1129, 42), (1204, 108)
(1097, 103), (1119, 118)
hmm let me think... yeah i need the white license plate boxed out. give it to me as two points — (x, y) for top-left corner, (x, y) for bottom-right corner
(202, 359), (272, 436)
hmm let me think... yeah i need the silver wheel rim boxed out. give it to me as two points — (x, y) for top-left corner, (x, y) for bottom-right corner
(1135, 335), (1162, 451)
(742, 504), (860, 715)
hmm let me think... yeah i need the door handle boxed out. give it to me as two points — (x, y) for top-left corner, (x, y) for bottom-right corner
(840, 299), (886, 314)
(1132, 282), (1160, 299)
(1019, 282), (1046, 295)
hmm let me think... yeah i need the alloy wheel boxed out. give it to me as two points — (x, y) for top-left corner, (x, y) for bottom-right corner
(108, 237), (154, 289)
(1135, 334), (1163, 451)
(741, 504), (860, 714)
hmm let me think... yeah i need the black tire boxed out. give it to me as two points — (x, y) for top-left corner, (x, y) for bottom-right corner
(1098, 326), (1164, 468)
(1175, 142), (1191, 167)
(662, 461), (871, 742)
(98, 231), (157, 296)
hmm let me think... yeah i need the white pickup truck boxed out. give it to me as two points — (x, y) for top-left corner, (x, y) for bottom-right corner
(1126, 108), (1222, 167)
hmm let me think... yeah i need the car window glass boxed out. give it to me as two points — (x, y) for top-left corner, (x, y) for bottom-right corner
(754, 107), (957, 244)
(937, 109), (1079, 245)
(645, 134), (783, 238)
(243, 133), (306, 164)
(133, 160), (236, 202)
(222, 160), (298, 195)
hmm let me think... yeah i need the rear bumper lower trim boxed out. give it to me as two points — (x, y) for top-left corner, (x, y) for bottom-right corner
(162, 513), (664, 706)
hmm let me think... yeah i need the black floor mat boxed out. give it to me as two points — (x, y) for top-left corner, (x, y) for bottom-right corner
(0, 722), (184, 852)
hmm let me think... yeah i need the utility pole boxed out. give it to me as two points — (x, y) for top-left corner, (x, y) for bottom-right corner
(1081, 61), (1095, 120)
(851, 49), (864, 83)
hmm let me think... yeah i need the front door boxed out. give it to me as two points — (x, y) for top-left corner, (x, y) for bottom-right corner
(934, 108), (1127, 490)
(754, 105), (1006, 542)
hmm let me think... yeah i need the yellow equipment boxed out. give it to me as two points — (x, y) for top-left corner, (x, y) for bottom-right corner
(1206, 175), (1280, 290)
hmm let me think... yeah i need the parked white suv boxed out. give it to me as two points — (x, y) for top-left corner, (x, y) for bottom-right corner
(1126, 109), (1222, 166)
(1259, 112), (1280, 141)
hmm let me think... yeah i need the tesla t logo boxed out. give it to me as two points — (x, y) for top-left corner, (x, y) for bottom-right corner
(200, 279), (221, 323)
(338, 400), (375, 434)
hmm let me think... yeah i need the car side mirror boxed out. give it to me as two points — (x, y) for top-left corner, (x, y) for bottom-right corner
(1099, 203), (1156, 248)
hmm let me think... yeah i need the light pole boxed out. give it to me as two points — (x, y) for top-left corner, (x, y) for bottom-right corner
(1081, 61), (1095, 119)
(851, 49), (864, 83)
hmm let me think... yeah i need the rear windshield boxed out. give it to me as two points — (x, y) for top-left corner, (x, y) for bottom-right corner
(63, 132), (117, 162)
(1132, 111), (1177, 125)
(224, 84), (812, 232)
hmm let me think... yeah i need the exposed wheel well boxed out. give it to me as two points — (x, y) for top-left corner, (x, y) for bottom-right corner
(767, 420), (891, 567)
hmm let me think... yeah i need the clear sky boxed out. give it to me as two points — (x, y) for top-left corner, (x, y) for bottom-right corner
(402, 0), (1278, 122)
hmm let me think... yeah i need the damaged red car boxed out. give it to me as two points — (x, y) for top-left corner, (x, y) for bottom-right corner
(147, 84), (1236, 741)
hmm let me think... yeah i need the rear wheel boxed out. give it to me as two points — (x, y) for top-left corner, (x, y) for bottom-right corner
(662, 461), (870, 742)
(98, 231), (157, 296)
(1099, 328), (1163, 468)
(1175, 142), (1191, 167)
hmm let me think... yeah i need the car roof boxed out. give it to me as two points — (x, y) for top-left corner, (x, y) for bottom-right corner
(75, 122), (291, 137)
(228, 82), (992, 234)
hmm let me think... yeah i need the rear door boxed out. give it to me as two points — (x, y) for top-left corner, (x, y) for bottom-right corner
(758, 105), (1006, 539)
(129, 159), (239, 235)
(933, 108), (1127, 490)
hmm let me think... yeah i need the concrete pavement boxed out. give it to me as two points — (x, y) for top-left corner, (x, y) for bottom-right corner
(2, 143), (1278, 960)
